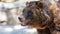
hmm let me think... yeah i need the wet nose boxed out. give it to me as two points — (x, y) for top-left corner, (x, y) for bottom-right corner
(18, 17), (23, 22)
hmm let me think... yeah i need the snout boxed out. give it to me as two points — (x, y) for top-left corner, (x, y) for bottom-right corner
(18, 17), (23, 22)
(18, 17), (29, 26)
(18, 17), (25, 26)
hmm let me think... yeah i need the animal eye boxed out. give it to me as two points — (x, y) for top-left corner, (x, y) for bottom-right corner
(23, 9), (33, 20)
(28, 10), (33, 16)
(27, 10), (33, 20)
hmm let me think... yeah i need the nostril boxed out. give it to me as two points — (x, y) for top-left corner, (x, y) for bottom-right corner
(18, 17), (23, 22)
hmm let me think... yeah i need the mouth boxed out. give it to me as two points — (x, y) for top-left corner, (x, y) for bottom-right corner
(19, 18), (47, 29)
(21, 23), (47, 29)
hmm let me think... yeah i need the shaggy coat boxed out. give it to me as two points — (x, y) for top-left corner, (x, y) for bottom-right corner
(18, 0), (60, 34)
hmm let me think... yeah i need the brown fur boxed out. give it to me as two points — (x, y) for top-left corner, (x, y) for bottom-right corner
(18, 1), (56, 34)
(49, 0), (60, 32)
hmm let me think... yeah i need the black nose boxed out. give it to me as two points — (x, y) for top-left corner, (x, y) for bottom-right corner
(18, 17), (23, 22)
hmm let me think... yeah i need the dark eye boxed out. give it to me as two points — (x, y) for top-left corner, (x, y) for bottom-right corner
(27, 10), (33, 20)
(23, 9), (33, 20)
(28, 10), (33, 16)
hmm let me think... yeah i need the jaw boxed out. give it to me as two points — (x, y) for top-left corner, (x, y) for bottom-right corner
(27, 23), (47, 29)
(30, 25), (47, 29)
(21, 18), (48, 29)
